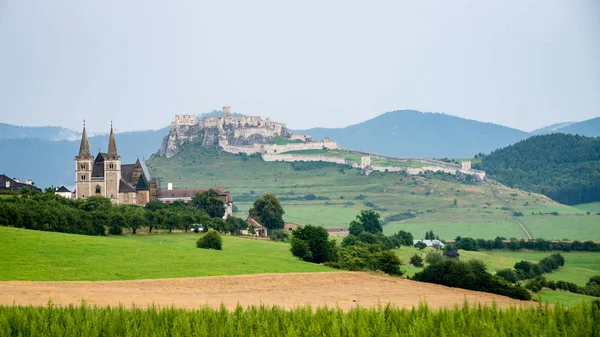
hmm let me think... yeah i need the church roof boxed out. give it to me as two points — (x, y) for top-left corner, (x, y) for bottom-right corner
(75, 126), (93, 160)
(92, 153), (107, 178)
(107, 126), (119, 160)
(136, 175), (149, 190)
(119, 179), (136, 193)
(139, 160), (152, 181)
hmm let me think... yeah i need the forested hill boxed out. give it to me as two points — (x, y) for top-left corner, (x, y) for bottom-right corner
(478, 134), (600, 205)
(296, 110), (529, 158)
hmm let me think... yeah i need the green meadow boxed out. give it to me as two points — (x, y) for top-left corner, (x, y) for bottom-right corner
(573, 202), (600, 213)
(145, 146), (600, 241)
(459, 250), (600, 287)
(0, 227), (333, 281)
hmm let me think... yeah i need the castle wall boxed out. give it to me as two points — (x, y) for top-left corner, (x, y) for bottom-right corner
(234, 128), (281, 139)
(262, 154), (347, 165)
(289, 134), (311, 142)
(174, 115), (196, 126)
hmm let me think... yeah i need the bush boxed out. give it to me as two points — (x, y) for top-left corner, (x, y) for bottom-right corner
(290, 237), (312, 261)
(108, 224), (122, 235)
(341, 234), (358, 247)
(425, 252), (445, 265)
(196, 230), (223, 250)
(357, 232), (380, 245)
(525, 276), (548, 293)
(496, 269), (518, 283)
(268, 229), (289, 242)
(413, 259), (531, 301)
(456, 237), (479, 251)
(410, 254), (424, 267)
(376, 251), (403, 276)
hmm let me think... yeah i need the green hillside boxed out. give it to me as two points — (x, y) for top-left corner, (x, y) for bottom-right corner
(478, 133), (600, 205)
(146, 144), (600, 240)
(0, 227), (332, 281)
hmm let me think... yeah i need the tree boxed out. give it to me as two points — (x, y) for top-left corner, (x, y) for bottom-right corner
(456, 237), (479, 251)
(192, 189), (225, 218)
(356, 210), (382, 234)
(348, 220), (364, 236)
(393, 230), (414, 246)
(414, 241), (427, 250)
(410, 254), (424, 267)
(248, 193), (285, 230)
(291, 225), (333, 263)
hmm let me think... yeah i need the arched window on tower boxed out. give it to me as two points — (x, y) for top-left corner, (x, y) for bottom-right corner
(95, 185), (101, 194)
(109, 163), (114, 170)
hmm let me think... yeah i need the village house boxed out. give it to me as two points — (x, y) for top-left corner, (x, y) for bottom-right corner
(55, 186), (72, 199)
(0, 175), (41, 193)
(157, 183), (233, 219)
(327, 228), (349, 237)
(283, 222), (301, 232)
(241, 218), (268, 238)
(413, 239), (446, 249)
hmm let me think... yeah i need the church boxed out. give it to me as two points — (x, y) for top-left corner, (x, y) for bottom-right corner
(74, 124), (156, 205)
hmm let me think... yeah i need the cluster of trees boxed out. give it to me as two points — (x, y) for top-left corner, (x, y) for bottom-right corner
(455, 236), (600, 252)
(477, 134), (600, 205)
(523, 275), (600, 298)
(0, 188), (243, 236)
(290, 211), (413, 276)
(495, 253), (565, 283)
(413, 259), (531, 300)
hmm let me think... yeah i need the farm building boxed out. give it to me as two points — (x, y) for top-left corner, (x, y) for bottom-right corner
(0, 175), (41, 193)
(158, 185), (233, 219)
(327, 228), (349, 237)
(413, 240), (445, 248)
(284, 222), (302, 231)
(242, 218), (268, 238)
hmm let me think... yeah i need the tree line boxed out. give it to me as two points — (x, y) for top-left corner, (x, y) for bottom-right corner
(0, 188), (246, 236)
(454, 236), (600, 252)
(476, 133), (600, 205)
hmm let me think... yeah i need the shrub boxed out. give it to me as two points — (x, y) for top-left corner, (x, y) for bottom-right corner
(341, 234), (358, 247)
(456, 237), (479, 251)
(410, 254), (424, 267)
(425, 252), (445, 265)
(108, 223), (122, 235)
(268, 229), (289, 242)
(290, 237), (312, 261)
(196, 230), (222, 250)
(357, 232), (380, 245)
(525, 276), (548, 293)
(376, 251), (403, 276)
(496, 268), (518, 283)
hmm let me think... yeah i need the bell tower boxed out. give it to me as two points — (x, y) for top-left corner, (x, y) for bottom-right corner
(105, 123), (121, 204)
(75, 121), (94, 199)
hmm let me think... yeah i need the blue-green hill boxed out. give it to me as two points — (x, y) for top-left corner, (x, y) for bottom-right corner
(296, 110), (529, 158)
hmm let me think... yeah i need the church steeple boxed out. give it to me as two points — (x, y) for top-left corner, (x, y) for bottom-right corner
(76, 121), (92, 160)
(107, 123), (119, 159)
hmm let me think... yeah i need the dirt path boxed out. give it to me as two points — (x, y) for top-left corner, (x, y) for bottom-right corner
(488, 181), (533, 239)
(0, 272), (527, 310)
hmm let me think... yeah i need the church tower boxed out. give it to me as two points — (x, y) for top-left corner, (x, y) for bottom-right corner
(75, 122), (94, 199)
(104, 125), (121, 203)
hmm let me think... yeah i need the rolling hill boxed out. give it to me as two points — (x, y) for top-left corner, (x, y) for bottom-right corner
(296, 110), (530, 158)
(478, 133), (600, 205)
(146, 143), (600, 241)
(0, 123), (81, 141)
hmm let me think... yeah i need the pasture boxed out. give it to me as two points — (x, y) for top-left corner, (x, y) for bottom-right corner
(145, 147), (600, 241)
(0, 227), (332, 281)
(574, 202), (600, 213)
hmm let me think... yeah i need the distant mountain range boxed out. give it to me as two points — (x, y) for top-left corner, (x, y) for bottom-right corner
(0, 128), (168, 189)
(1, 111), (597, 188)
(297, 110), (530, 158)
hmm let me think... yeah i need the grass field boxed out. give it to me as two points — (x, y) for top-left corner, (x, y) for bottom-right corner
(0, 227), (333, 281)
(459, 251), (600, 287)
(517, 214), (600, 240)
(573, 202), (600, 213)
(146, 146), (599, 241)
(535, 290), (599, 306)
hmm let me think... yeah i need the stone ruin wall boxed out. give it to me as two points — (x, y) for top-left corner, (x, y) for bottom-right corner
(262, 154), (347, 165)
(289, 134), (312, 142)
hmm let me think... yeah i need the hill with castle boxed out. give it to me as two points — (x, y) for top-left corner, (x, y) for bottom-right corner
(155, 107), (486, 180)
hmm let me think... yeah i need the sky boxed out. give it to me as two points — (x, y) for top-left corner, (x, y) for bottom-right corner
(0, 1), (599, 133)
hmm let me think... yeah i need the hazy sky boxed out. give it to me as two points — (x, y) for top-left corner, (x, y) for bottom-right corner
(1, 1), (599, 133)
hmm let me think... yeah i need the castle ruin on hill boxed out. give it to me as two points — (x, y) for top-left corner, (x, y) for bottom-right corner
(156, 107), (485, 180)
